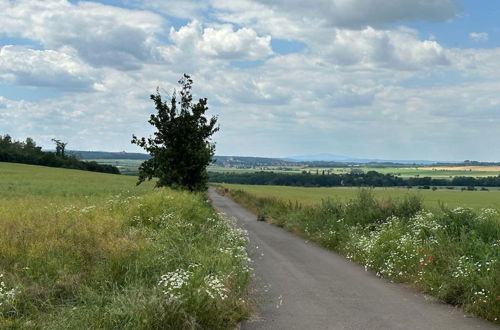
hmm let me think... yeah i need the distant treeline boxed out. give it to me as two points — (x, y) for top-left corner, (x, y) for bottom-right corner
(0, 135), (120, 174)
(70, 150), (150, 160)
(209, 171), (500, 187)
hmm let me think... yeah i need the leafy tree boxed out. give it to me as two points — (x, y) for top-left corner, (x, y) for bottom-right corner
(0, 135), (119, 174)
(132, 74), (219, 191)
(51, 138), (67, 158)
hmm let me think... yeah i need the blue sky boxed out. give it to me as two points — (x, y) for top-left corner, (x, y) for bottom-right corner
(0, 0), (499, 161)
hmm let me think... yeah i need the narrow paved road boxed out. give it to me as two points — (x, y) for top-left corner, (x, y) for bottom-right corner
(209, 188), (498, 330)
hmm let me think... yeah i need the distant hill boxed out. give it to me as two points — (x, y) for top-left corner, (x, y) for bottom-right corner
(69, 150), (151, 160)
(70, 150), (493, 167)
(213, 155), (291, 167)
(284, 153), (442, 165)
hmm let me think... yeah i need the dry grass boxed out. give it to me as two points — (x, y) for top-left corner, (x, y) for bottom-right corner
(0, 162), (250, 329)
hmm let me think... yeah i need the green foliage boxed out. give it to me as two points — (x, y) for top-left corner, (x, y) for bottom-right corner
(221, 186), (500, 323)
(132, 74), (219, 191)
(0, 164), (250, 329)
(0, 135), (120, 174)
(209, 170), (500, 188)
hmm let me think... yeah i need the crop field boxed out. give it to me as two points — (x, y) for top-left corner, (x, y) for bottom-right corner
(218, 184), (500, 210)
(208, 165), (500, 178)
(0, 162), (250, 329)
(329, 166), (500, 178)
(86, 158), (144, 175)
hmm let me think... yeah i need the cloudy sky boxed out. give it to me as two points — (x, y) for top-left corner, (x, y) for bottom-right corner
(0, 0), (499, 161)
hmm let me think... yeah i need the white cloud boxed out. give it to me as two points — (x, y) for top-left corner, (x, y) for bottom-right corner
(167, 20), (273, 61)
(1, 0), (500, 161)
(210, 0), (460, 42)
(0, 0), (164, 70)
(253, 0), (460, 28)
(469, 32), (489, 42)
(129, 0), (209, 19)
(325, 27), (450, 69)
(0, 45), (97, 90)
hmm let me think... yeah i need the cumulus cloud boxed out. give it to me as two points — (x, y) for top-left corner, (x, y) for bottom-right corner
(167, 20), (273, 61)
(326, 27), (450, 69)
(129, 0), (209, 19)
(1, 0), (499, 161)
(469, 32), (489, 42)
(0, 0), (164, 70)
(0, 46), (97, 90)
(211, 0), (460, 42)
(253, 0), (460, 28)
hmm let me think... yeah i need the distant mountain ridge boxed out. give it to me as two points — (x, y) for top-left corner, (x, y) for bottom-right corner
(70, 150), (467, 166)
(284, 153), (445, 165)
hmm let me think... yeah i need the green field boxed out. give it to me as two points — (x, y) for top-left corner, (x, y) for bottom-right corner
(219, 184), (500, 210)
(208, 165), (500, 179)
(86, 158), (144, 175)
(0, 162), (250, 329)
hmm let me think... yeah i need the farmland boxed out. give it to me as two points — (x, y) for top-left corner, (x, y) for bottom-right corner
(209, 165), (500, 178)
(0, 162), (250, 329)
(85, 158), (144, 175)
(218, 184), (500, 210)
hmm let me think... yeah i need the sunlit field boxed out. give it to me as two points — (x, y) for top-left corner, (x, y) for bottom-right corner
(0, 162), (250, 329)
(207, 165), (500, 178)
(218, 184), (500, 210)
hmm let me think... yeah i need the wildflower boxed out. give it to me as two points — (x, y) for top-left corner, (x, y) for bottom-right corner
(419, 248), (425, 254)
(204, 274), (228, 300)
(0, 274), (17, 306)
(158, 269), (191, 301)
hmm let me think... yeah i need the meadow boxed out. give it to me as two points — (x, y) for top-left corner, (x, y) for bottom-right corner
(207, 165), (500, 178)
(217, 185), (500, 323)
(0, 162), (250, 329)
(86, 159), (144, 175)
(219, 184), (500, 210)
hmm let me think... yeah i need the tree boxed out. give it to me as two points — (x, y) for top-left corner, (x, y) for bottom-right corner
(51, 138), (67, 158)
(131, 74), (219, 191)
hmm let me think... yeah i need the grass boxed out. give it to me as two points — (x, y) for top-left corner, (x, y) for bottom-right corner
(219, 184), (500, 211)
(0, 162), (250, 329)
(217, 185), (500, 324)
(85, 159), (144, 175)
(207, 165), (500, 178)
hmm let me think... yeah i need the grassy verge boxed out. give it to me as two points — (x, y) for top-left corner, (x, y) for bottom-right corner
(216, 186), (500, 323)
(218, 184), (500, 210)
(0, 163), (250, 329)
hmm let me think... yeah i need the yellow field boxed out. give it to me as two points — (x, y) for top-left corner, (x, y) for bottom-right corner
(419, 166), (500, 172)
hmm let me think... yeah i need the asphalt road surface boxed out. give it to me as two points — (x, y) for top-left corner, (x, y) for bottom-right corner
(209, 187), (498, 330)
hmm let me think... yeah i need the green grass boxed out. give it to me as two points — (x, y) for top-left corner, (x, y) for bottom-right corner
(219, 184), (500, 211)
(0, 162), (250, 329)
(208, 165), (500, 178)
(86, 159), (144, 175)
(218, 186), (500, 323)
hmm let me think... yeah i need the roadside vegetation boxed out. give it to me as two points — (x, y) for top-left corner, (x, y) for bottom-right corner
(219, 184), (500, 210)
(0, 163), (250, 329)
(218, 185), (500, 323)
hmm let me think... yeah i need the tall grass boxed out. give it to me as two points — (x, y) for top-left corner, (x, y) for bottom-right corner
(219, 186), (500, 323)
(0, 163), (250, 329)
